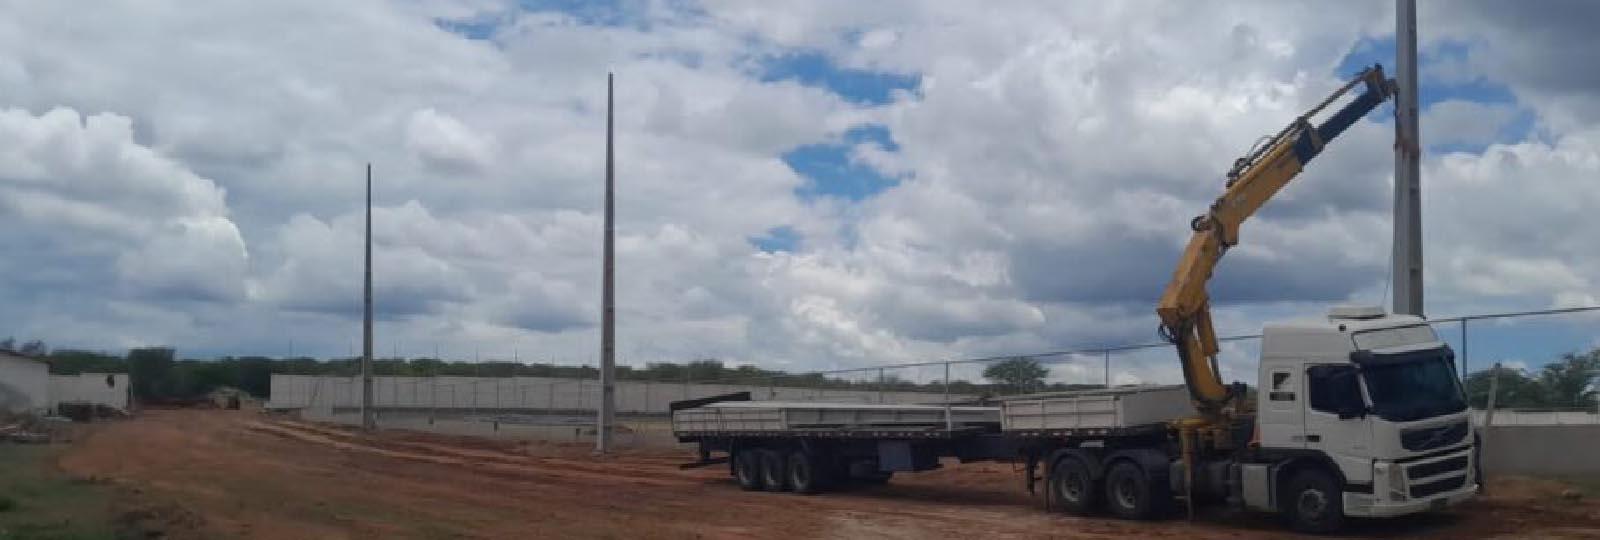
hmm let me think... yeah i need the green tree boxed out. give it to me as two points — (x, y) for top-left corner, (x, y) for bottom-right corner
(1537, 350), (1599, 409)
(1464, 365), (1547, 408)
(127, 347), (176, 400)
(18, 340), (47, 357)
(983, 357), (1049, 394)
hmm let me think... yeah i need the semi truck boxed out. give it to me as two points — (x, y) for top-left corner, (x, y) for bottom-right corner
(673, 64), (1477, 534)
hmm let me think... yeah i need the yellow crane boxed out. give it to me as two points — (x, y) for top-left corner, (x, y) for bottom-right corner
(1157, 65), (1396, 419)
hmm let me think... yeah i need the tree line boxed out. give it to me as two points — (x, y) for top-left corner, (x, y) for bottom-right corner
(1463, 350), (1600, 410)
(14, 341), (1034, 401)
(10, 338), (1596, 409)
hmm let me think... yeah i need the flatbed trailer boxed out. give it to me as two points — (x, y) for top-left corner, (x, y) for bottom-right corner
(671, 387), (1195, 497)
(674, 384), (1476, 533)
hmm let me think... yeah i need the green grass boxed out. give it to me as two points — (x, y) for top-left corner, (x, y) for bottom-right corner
(0, 445), (120, 540)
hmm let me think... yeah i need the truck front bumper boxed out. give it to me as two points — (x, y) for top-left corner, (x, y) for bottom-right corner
(1343, 483), (1477, 518)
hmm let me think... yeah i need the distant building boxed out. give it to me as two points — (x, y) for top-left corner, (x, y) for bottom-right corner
(0, 350), (50, 414)
(50, 372), (130, 412)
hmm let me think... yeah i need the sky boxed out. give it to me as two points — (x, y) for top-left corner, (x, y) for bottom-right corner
(1, 0), (1597, 385)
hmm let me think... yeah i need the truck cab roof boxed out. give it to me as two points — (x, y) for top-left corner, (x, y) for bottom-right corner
(1261, 307), (1438, 359)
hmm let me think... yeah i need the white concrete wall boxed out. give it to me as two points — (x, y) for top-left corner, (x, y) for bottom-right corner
(49, 373), (130, 411)
(0, 354), (49, 414)
(267, 374), (971, 413)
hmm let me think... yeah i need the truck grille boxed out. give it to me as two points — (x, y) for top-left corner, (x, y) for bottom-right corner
(1407, 455), (1468, 480)
(1400, 421), (1468, 452)
(1410, 475), (1466, 498)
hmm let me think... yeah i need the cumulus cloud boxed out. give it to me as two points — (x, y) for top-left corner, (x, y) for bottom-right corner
(0, 0), (1594, 382)
(0, 106), (249, 310)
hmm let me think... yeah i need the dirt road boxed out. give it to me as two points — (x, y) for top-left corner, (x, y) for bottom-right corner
(52, 410), (1600, 539)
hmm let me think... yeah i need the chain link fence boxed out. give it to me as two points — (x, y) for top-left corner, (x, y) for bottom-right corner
(269, 306), (1600, 443)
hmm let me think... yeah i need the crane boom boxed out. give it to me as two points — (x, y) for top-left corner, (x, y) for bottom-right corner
(1157, 66), (1395, 415)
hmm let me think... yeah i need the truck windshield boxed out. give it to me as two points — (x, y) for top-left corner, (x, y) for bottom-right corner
(1361, 354), (1467, 422)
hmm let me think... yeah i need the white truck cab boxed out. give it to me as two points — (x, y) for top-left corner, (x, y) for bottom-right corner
(1253, 306), (1477, 519)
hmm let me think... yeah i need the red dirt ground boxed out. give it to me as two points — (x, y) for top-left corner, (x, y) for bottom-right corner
(51, 409), (1600, 539)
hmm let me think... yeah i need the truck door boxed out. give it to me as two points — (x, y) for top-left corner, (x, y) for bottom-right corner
(1257, 366), (1305, 449)
(1304, 364), (1374, 487)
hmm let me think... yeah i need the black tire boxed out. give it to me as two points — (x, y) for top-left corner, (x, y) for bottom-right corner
(1283, 468), (1345, 534)
(1103, 461), (1166, 520)
(788, 450), (827, 494)
(759, 449), (790, 491)
(733, 450), (762, 491)
(1050, 457), (1100, 515)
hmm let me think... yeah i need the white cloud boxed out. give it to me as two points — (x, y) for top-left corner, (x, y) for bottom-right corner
(406, 108), (498, 175)
(1423, 100), (1517, 148)
(0, 0), (1594, 383)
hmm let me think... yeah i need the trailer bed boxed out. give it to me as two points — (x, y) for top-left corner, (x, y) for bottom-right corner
(999, 385), (1189, 438)
(672, 401), (1001, 439)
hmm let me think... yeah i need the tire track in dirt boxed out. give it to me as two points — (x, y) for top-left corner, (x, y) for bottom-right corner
(254, 419), (697, 481)
(244, 420), (693, 489)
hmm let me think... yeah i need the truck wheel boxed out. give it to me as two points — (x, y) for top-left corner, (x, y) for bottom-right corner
(788, 450), (827, 494)
(759, 449), (790, 491)
(1103, 461), (1164, 520)
(734, 450), (762, 491)
(1283, 469), (1345, 534)
(1051, 457), (1100, 515)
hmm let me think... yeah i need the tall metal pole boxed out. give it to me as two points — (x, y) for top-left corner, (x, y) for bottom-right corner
(1392, 0), (1424, 316)
(596, 73), (617, 454)
(361, 163), (375, 431)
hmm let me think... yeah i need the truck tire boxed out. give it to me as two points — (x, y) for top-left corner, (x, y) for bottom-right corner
(734, 450), (763, 491)
(1051, 457), (1100, 515)
(1283, 468), (1345, 534)
(1103, 461), (1166, 520)
(759, 449), (790, 491)
(788, 450), (826, 494)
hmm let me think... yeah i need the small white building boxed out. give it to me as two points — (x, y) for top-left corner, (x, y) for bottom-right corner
(50, 373), (130, 412)
(0, 350), (50, 414)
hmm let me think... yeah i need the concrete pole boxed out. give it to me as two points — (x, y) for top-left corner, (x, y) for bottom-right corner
(1103, 350), (1112, 388)
(1392, 0), (1425, 316)
(361, 163), (375, 432)
(597, 72), (617, 454)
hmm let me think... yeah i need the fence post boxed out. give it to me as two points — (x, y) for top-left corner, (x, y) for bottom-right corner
(944, 361), (953, 432)
(877, 368), (886, 404)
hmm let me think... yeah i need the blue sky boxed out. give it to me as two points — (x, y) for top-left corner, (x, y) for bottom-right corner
(1336, 36), (1536, 154)
(1, 1), (1595, 382)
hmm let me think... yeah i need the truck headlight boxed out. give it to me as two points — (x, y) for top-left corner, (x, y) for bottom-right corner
(1376, 462), (1407, 501)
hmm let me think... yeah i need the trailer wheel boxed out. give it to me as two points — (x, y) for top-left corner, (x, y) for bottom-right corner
(788, 450), (826, 494)
(733, 450), (763, 491)
(1103, 461), (1163, 520)
(1051, 457), (1100, 515)
(1283, 468), (1345, 534)
(759, 449), (790, 491)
